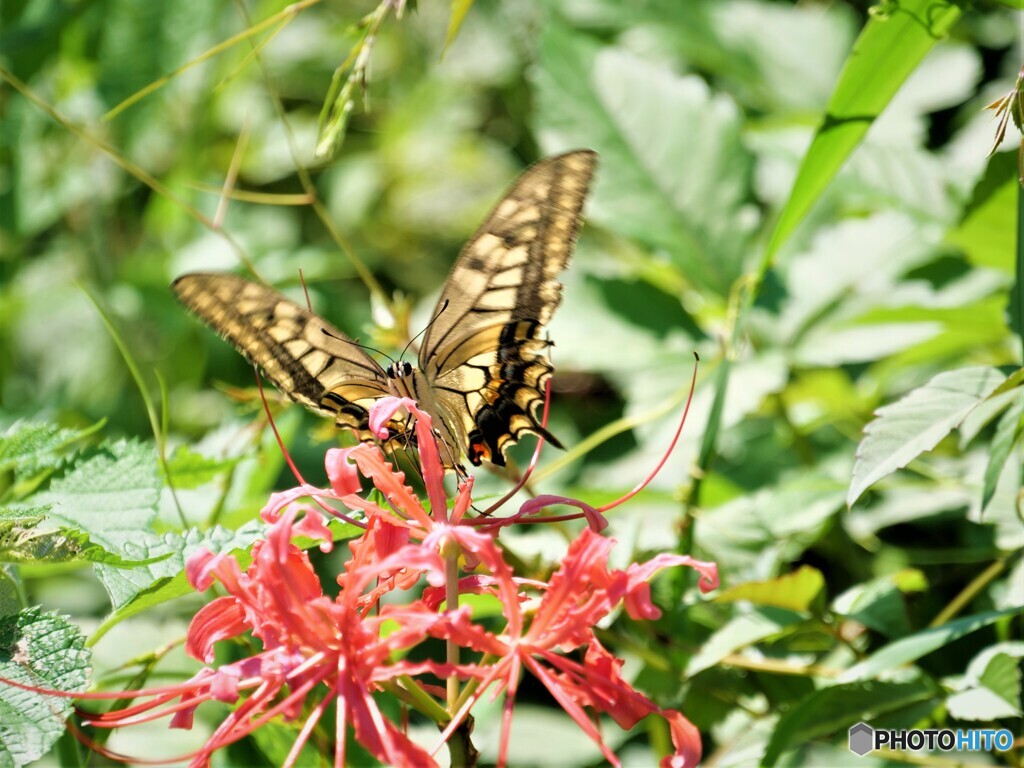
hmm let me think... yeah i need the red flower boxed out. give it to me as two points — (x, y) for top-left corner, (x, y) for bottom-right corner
(427, 525), (718, 767)
(69, 379), (715, 767)
(83, 502), (456, 767)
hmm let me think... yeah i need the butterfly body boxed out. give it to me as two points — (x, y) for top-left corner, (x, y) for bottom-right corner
(173, 150), (597, 468)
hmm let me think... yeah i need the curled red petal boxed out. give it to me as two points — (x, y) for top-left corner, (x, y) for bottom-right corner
(293, 507), (334, 552)
(186, 597), (248, 663)
(660, 709), (703, 768)
(260, 485), (325, 524)
(349, 443), (431, 528)
(623, 555), (719, 620)
(186, 547), (220, 590)
(325, 447), (362, 496)
(368, 396), (405, 439)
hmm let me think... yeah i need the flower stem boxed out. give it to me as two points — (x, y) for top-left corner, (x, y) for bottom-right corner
(445, 546), (461, 711)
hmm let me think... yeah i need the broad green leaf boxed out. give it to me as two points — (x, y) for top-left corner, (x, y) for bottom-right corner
(796, 322), (941, 367)
(762, 678), (939, 766)
(697, 468), (845, 581)
(0, 608), (90, 767)
(32, 440), (160, 552)
(947, 687), (1021, 720)
(0, 420), (103, 478)
(848, 367), (1006, 507)
(764, 0), (964, 261)
(982, 394), (1024, 512)
(0, 568), (19, 618)
(831, 570), (927, 639)
(163, 445), (239, 489)
(249, 719), (327, 767)
(960, 383), (1023, 444)
(778, 212), (939, 345)
(702, 0), (856, 113)
(92, 516), (362, 639)
(978, 651), (1023, 713)
(0, 510), (170, 568)
(715, 566), (825, 613)
(95, 521), (264, 614)
(856, 300), (1009, 369)
(946, 151), (1017, 273)
(533, 23), (754, 295)
(990, 367), (1024, 398)
(947, 642), (1024, 720)
(839, 608), (1018, 682)
(686, 607), (807, 676)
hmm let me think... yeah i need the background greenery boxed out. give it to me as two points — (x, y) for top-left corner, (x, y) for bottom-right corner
(1, 0), (1022, 765)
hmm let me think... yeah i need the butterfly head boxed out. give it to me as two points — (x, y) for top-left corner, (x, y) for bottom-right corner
(386, 361), (414, 380)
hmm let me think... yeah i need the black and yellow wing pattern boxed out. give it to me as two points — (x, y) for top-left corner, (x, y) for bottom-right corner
(417, 150), (597, 465)
(172, 150), (597, 467)
(171, 273), (391, 438)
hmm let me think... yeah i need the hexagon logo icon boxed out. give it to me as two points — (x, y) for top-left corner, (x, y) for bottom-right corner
(848, 722), (874, 756)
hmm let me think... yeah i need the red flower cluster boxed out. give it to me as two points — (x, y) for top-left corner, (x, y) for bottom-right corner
(81, 397), (718, 767)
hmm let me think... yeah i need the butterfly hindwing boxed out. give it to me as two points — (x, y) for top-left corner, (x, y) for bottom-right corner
(171, 273), (390, 436)
(419, 150), (597, 466)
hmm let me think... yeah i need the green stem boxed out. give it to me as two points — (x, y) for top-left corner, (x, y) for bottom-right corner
(445, 548), (460, 711)
(81, 284), (187, 527)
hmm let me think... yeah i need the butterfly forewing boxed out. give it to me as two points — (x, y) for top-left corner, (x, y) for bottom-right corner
(419, 150), (597, 465)
(173, 150), (597, 468)
(172, 273), (390, 435)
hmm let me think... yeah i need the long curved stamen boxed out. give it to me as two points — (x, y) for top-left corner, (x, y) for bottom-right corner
(255, 368), (365, 528)
(598, 353), (700, 513)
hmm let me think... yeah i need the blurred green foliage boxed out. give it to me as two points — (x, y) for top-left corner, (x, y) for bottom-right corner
(1, 0), (1022, 765)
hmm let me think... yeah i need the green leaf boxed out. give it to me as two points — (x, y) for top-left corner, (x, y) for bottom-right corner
(686, 607), (807, 676)
(0, 568), (20, 619)
(697, 469), (845, 581)
(715, 566), (825, 613)
(764, 0), (964, 261)
(848, 366), (1006, 507)
(831, 569), (927, 638)
(481, 703), (621, 766)
(0, 515), (170, 568)
(0, 608), (90, 768)
(533, 23), (754, 295)
(845, 485), (972, 542)
(982, 393), (1024, 512)
(839, 608), (1018, 682)
(990, 367), (1024, 398)
(163, 445), (239, 489)
(851, 300), (1009, 369)
(946, 151), (1018, 273)
(95, 522), (264, 614)
(946, 687), (1021, 720)
(978, 651), (1023, 713)
(249, 719), (324, 767)
(0, 420), (104, 478)
(947, 643), (1024, 720)
(762, 678), (939, 766)
(90, 512), (361, 642)
(443, 0), (475, 54)
(32, 439), (160, 552)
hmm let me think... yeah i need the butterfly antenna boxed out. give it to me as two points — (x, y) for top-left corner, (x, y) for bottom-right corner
(399, 299), (449, 362)
(319, 326), (397, 366)
(298, 268), (313, 311)
(402, 440), (426, 485)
